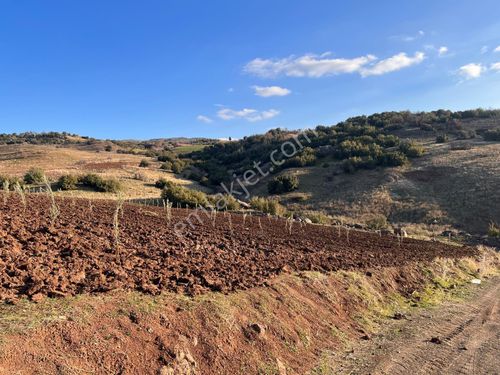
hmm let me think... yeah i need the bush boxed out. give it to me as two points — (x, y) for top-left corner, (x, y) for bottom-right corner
(155, 178), (169, 189)
(57, 174), (79, 190)
(171, 161), (185, 174)
(139, 159), (150, 168)
(24, 167), (45, 184)
(161, 181), (209, 208)
(382, 152), (408, 167)
(483, 128), (500, 141)
(456, 130), (475, 140)
(399, 141), (425, 157)
(250, 197), (286, 216)
(160, 161), (173, 170)
(342, 157), (361, 173)
(0, 175), (23, 190)
(365, 214), (388, 230)
(209, 194), (241, 211)
(488, 222), (500, 238)
(282, 147), (317, 168)
(301, 211), (332, 224)
(80, 174), (122, 193)
(435, 134), (448, 143)
(268, 174), (299, 194)
(97, 178), (122, 193)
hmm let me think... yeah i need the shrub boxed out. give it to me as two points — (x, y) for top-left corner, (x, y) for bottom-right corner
(160, 181), (209, 208)
(282, 147), (317, 168)
(342, 157), (361, 173)
(155, 178), (169, 189)
(301, 211), (332, 224)
(399, 141), (425, 157)
(483, 128), (500, 141)
(268, 174), (299, 194)
(456, 130), (475, 140)
(249, 197), (286, 216)
(171, 161), (185, 174)
(0, 175), (23, 190)
(105, 145), (113, 152)
(139, 159), (150, 168)
(160, 161), (173, 170)
(382, 152), (408, 167)
(365, 214), (388, 230)
(24, 167), (45, 184)
(488, 222), (500, 238)
(57, 174), (79, 190)
(80, 174), (122, 193)
(97, 178), (122, 193)
(209, 194), (241, 211)
(435, 134), (448, 143)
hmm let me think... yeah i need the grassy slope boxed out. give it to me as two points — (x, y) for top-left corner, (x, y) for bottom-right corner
(247, 126), (500, 236)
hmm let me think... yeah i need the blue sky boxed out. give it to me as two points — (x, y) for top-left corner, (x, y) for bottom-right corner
(1, 0), (500, 140)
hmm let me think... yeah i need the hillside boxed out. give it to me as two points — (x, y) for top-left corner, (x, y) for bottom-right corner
(1, 109), (499, 238)
(0, 110), (499, 374)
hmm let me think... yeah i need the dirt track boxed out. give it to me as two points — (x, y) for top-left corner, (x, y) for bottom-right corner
(0, 193), (477, 301)
(332, 279), (500, 375)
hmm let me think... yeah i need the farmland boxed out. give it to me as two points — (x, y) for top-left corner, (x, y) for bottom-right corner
(0, 193), (477, 302)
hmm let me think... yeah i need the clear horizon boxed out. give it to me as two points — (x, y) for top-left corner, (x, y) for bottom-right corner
(1, 1), (500, 140)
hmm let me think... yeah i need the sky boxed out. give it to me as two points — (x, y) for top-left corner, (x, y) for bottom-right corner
(1, 0), (500, 140)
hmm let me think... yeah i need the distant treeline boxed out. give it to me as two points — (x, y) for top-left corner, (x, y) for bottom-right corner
(0, 132), (93, 145)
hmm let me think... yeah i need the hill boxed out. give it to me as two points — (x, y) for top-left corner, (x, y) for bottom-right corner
(1, 109), (499, 238)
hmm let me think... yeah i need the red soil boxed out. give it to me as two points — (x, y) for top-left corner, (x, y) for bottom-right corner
(0, 193), (477, 301)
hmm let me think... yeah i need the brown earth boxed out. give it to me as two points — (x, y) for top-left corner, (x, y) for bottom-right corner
(328, 277), (500, 375)
(0, 255), (496, 375)
(0, 193), (477, 302)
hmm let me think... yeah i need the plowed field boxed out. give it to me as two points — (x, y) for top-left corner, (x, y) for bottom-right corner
(0, 193), (477, 300)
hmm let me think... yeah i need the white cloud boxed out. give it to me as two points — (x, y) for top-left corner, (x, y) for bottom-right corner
(360, 52), (425, 77)
(491, 62), (500, 71)
(245, 51), (425, 78)
(217, 108), (280, 122)
(244, 53), (377, 78)
(481, 46), (489, 54)
(494, 46), (500, 53)
(252, 85), (291, 97)
(438, 46), (448, 56)
(196, 115), (213, 123)
(458, 63), (484, 79)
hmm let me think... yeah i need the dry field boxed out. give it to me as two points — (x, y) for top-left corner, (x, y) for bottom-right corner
(0, 144), (207, 199)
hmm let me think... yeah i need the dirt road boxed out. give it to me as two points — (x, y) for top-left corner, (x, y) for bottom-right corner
(332, 279), (500, 375)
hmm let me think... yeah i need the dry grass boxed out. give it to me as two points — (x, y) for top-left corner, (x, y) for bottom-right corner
(0, 144), (209, 200)
(246, 139), (500, 235)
